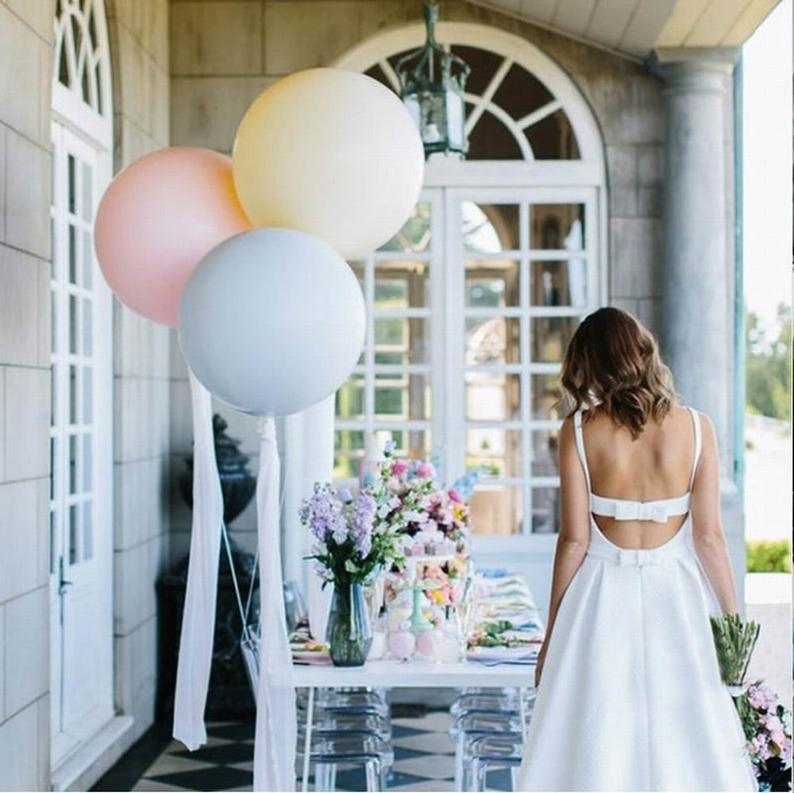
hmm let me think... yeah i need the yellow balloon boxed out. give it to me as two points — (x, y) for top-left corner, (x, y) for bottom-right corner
(232, 68), (425, 259)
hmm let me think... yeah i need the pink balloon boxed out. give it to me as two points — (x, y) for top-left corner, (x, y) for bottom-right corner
(94, 147), (252, 326)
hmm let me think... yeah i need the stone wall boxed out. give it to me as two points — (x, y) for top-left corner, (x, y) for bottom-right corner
(0, 0), (53, 788)
(0, 1), (171, 788)
(106, 0), (172, 754)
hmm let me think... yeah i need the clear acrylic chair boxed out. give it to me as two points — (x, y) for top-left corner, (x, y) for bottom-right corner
(297, 733), (393, 792)
(303, 710), (392, 742)
(451, 711), (523, 790)
(468, 734), (524, 792)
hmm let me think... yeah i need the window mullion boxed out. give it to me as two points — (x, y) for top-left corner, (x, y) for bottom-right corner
(520, 198), (531, 536)
(364, 252), (375, 462)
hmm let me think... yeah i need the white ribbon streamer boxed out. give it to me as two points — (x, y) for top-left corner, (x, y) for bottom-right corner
(172, 372), (224, 750)
(254, 418), (297, 791)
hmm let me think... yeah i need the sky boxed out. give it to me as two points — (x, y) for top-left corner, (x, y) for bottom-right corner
(742, 0), (793, 332)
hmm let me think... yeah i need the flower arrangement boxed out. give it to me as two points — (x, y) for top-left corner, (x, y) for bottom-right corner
(737, 681), (792, 790)
(301, 483), (403, 586)
(367, 441), (473, 560)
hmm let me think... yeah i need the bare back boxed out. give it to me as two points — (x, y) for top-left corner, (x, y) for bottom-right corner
(579, 404), (700, 549)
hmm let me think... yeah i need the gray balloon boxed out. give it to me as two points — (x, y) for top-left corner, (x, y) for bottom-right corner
(179, 228), (365, 416)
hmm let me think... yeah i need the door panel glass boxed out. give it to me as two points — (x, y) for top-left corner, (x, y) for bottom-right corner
(531, 316), (578, 362)
(531, 487), (559, 534)
(465, 317), (520, 365)
(470, 485), (523, 535)
(530, 374), (563, 420)
(531, 428), (560, 477)
(529, 204), (585, 249)
(466, 428), (521, 478)
(336, 374), (365, 420)
(375, 260), (429, 309)
(465, 371), (521, 421)
(375, 372), (431, 421)
(465, 259), (520, 307)
(530, 260), (588, 307)
(374, 317), (429, 365)
(82, 503), (93, 561)
(81, 229), (92, 287)
(462, 203), (519, 252)
(334, 429), (365, 479)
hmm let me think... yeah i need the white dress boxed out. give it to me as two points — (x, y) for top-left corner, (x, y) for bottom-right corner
(516, 406), (758, 792)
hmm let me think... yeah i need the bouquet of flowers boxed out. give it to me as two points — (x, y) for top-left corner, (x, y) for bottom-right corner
(737, 681), (792, 790)
(368, 441), (473, 560)
(301, 483), (403, 586)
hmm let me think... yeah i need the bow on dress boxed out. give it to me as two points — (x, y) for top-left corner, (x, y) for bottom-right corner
(612, 500), (672, 523)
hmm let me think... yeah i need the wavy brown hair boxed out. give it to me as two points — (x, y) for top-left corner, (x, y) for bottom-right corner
(560, 307), (678, 438)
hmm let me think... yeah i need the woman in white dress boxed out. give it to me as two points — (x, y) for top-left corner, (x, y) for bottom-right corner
(516, 307), (757, 792)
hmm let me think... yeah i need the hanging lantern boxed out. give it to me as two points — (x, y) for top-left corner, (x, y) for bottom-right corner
(396, 1), (471, 159)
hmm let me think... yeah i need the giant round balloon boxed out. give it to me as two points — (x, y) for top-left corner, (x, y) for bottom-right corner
(232, 68), (424, 259)
(179, 229), (365, 416)
(94, 147), (251, 326)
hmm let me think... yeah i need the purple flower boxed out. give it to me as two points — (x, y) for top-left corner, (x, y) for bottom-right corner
(349, 492), (376, 558)
(338, 488), (353, 503)
(299, 484), (347, 544)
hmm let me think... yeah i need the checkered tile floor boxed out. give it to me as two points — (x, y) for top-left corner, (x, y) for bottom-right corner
(94, 709), (514, 792)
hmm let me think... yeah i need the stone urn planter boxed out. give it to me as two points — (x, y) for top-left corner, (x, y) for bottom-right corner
(179, 413), (256, 525)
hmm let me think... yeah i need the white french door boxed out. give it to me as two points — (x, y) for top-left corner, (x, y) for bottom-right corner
(442, 186), (598, 544)
(336, 184), (599, 554)
(49, 121), (114, 764)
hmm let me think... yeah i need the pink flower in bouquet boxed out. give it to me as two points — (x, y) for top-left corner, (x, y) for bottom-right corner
(448, 488), (463, 503)
(762, 713), (783, 732)
(416, 461), (436, 479)
(391, 459), (409, 477)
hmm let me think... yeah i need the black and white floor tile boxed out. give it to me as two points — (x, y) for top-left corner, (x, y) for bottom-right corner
(94, 710), (513, 792)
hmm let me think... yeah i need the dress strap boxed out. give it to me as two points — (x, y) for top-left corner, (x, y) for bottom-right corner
(572, 408), (592, 493)
(686, 406), (702, 490)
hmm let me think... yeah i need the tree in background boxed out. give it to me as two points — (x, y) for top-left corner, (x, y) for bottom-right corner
(746, 304), (792, 421)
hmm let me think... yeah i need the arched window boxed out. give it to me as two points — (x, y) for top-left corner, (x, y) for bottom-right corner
(333, 24), (606, 548)
(367, 45), (580, 161)
(50, 0), (114, 766)
(53, 0), (112, 144)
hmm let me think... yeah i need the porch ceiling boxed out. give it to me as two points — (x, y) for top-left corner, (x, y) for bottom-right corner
(473, 0), (779, 58)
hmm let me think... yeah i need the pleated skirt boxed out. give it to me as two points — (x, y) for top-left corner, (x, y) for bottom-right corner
(516, 519), (758, 792)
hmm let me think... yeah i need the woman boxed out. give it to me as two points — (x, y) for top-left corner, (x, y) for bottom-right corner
(516, 307), (757, 792)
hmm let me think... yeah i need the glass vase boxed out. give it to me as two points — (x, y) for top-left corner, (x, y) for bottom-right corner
(326, 582), (373, 667)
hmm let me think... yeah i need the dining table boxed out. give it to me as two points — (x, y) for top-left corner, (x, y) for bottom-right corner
(292, 570), (542, 792)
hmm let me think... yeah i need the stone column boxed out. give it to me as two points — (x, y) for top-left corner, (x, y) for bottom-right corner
(657, 52), (746, 609)
(657, 55), (735, 471)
